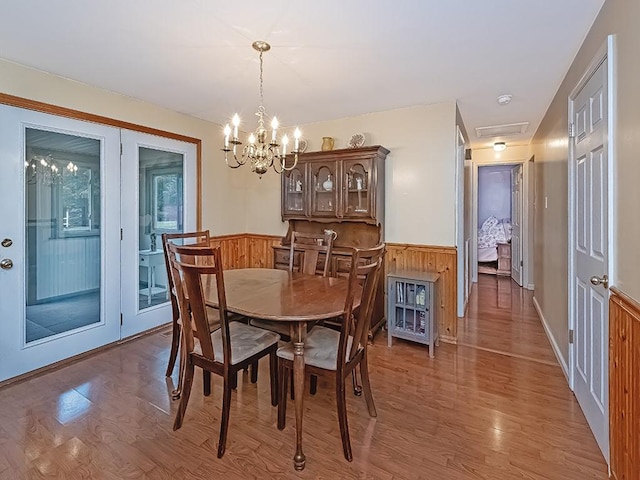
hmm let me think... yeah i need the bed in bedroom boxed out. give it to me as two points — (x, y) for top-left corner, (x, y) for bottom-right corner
(477, 216), (512, 275)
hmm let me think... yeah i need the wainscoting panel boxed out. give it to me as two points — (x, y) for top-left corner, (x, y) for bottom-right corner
(210, 233), (282, 270)
(209, 235), (458, 342)
(37, 235), (100, 300)
(609, 287), (640, 480)
(385, 243), (457, 342)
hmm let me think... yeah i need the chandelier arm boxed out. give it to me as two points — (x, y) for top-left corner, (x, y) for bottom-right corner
(224, 149), (246, 168)
(274, 153), (299, 173)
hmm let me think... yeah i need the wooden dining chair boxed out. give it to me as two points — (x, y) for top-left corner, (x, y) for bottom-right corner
(250, 230), (334, 340)
(288, 230), (335, 276)
(276, 243), (385, 462)
(251, 230), (334, 395)
(169, 245), (280, 458)
(166, 241), (253, 400)
(162, 231), (211, 380)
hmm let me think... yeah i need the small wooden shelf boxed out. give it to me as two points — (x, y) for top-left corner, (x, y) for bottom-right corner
(387, 269), (440, 357)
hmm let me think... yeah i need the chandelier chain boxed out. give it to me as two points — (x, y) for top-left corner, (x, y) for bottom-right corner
(257, 49), (266, 130)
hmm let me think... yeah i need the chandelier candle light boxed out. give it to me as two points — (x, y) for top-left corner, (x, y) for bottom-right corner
(223, 41), (301, 177)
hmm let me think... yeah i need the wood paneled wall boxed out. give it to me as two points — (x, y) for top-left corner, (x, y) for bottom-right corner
(211, 235), (458, 342)
(385, 243), (457, 342)
(609, 287), (640, 480)
(210, 233), (282, 270)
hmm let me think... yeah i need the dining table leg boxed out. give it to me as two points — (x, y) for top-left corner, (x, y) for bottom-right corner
(291, 321), (307, 471)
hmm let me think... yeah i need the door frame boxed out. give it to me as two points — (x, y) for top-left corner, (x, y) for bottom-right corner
(0, 93), (203, 384)
(567, 36), (616, 444)
(471, 157), (530, 288)
(455, 126), (467, 316)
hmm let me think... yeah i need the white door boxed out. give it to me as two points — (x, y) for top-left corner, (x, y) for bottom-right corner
(570, 56), (609, 459)
(0, 105), (121, 382)
(510, 164), (523, 285)
(120, 130), (197, 338)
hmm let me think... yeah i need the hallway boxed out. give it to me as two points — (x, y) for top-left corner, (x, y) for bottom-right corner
(0, 274), (608, 479)
(457, 274), (558, 364)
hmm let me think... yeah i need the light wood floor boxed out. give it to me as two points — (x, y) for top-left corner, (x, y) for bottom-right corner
(457, 274), (559, 364)
(0, 276), (607, 479)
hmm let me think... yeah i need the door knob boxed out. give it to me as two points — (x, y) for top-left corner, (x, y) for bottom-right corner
(590, 274), (609, 289)
(1, 238), (12, 248)
(0, 258), (13, 270)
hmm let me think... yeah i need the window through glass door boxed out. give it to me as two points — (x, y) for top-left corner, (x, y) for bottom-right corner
(25, 128), (102, 343)
(138, 147), (184, 309)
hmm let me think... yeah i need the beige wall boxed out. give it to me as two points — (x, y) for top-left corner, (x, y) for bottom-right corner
(0, 61), (461, 248)
(532, 0), (640, 363)
(0, 59), (248, 235)
(244, 103), (460, 246)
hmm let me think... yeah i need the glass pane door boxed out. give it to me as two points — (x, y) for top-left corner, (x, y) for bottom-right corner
(25, 129), (102, 342)
(138, 147), (183, 309)
(120, 130), (197, 339)
(0, 105), (121, 383)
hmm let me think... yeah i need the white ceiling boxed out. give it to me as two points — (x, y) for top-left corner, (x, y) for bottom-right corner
(0, 0), (605, 148)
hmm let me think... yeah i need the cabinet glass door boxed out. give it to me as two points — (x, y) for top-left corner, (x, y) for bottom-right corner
(282, 165), (306, 217)
(310, 162), (338, 217)
(343, 159), (372, 218)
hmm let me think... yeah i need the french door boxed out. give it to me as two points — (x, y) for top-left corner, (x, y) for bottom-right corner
(0, 105), (121, 382)
(120, 130), (197, 338)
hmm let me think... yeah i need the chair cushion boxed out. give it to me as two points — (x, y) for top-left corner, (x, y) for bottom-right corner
(193, 322), (280, 365)
(276, 326), (352, 371)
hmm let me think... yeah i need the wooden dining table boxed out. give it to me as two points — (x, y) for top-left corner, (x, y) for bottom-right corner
(201, 267), (360, 471)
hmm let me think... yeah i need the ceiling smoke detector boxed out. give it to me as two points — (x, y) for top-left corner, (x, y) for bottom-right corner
(497, 94), (512, 106)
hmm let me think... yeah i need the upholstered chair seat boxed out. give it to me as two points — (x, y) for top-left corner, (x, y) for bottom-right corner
(276, 326), (352, 371)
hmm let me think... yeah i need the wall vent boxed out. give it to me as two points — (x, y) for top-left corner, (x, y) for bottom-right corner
(475, 122), (529, 138)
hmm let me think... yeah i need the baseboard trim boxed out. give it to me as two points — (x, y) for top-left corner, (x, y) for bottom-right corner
(527, 283), (534, 291)
(439, 334), (457, 345)
(533, 296), (569, 382)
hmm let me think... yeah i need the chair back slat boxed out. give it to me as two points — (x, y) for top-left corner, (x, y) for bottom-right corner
(338, 244), (385, 368)
(169, 244), (231, 365)
(162, 231), (210, 318)
(288, 231), (334, 277)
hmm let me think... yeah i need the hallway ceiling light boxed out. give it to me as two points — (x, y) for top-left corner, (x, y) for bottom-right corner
(493, 142), (506, 152)
(497, 94), (512, 105)
(222, 41), (301, 178)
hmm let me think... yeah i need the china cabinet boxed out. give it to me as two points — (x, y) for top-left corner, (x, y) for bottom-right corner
(281, 145), (388, 224)
(276, 145), (389, 339)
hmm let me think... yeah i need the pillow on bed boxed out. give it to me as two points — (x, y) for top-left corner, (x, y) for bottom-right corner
(478, 216), (510, 248)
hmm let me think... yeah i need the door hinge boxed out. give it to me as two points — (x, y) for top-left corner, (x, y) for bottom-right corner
(520, 260), (523, 267)
(569, 329), (574, 344)
(120, 313), (123, 326)
(120, 143), (123, 156)
(569, 123), (575, 138)
(120, 228), (123, 241)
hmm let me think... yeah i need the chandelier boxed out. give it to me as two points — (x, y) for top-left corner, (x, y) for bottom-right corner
(25, 154), (78, 185)
(222, 41), (301, 177)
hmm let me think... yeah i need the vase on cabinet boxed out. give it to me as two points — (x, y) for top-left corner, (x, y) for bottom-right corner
(322, 174), (334, 191)
(321, 137), (334, 151)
